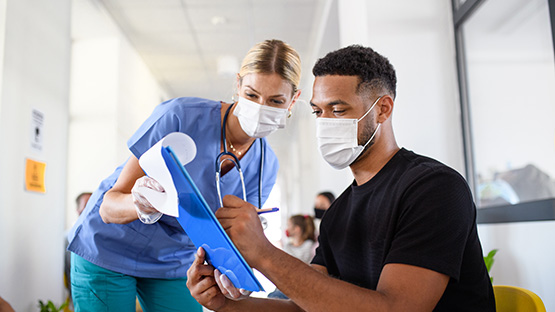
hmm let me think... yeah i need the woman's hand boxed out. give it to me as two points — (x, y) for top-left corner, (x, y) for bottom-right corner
(214, 269), (252, 300)
(187, 247), (228, 311)
(131, 176), (164, 224)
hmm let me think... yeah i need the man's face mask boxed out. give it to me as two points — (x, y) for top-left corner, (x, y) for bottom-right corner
(233, 96), (288, 138)
(316, 96), (383, 169)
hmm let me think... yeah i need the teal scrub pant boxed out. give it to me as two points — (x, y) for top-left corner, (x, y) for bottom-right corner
(71, 253), (202, 312)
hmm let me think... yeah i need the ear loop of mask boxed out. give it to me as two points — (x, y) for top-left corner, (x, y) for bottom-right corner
(358, 96), (383, 149)
(357, 96), (383, 122)
(361, 123), (381, 149)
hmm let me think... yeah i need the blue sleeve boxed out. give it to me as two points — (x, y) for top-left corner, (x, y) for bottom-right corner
(127, 98), (182, 159)
(127, 97), (220, 159)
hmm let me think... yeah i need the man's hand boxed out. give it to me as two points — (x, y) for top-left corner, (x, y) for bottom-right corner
(186, 247), (228, 311)
(216, 195), (274, 268)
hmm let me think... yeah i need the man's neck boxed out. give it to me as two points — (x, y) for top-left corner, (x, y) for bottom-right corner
(350, 139), (400, 186)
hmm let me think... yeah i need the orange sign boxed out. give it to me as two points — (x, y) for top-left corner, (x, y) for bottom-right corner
(25, 158), (46, 193)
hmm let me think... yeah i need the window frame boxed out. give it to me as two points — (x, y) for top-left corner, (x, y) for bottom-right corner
(451, 0), (555, 223)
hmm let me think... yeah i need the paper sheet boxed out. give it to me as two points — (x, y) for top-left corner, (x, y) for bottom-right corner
(138, 132), (197, 217)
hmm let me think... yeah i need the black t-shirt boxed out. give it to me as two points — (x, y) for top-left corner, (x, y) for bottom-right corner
(312, 148), (495, 311)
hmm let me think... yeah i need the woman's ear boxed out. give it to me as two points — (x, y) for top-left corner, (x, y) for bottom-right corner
(289, 90), (302, 111)
(236, 73), (242, 95)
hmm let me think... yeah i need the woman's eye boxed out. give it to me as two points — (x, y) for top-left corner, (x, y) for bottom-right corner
(246, 93), (257, 98)
(271, 99), (285, 105)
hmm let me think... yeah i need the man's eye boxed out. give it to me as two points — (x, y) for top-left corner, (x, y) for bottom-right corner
(311, 110), (322, 116)
(333, 110), (345, 114)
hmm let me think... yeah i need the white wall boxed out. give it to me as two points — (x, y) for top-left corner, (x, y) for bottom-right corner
(0, 0), (5, 117)
(65, 0), (167, 229)
(479, 221), (555, 310)
(0, 0), (71, 310)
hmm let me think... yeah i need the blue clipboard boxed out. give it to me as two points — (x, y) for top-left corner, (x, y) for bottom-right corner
(161, 145), (264, 292)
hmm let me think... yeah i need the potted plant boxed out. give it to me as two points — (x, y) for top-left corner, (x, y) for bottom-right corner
(38, 298), (68, 312)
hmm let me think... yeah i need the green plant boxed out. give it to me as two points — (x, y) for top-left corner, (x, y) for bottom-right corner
(483, 249), (498, 283)
(38, 298), (68, 312)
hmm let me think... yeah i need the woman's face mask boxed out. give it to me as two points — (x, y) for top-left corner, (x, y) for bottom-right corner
(233, 96), (289, 138)
(316, 96), (382, 170)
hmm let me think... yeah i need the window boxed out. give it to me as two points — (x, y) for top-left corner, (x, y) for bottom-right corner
(453, 0), (555, 222)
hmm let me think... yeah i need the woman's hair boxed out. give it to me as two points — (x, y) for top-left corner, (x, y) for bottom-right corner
(290, 214), (316, 242)
(239, 39), (301, 95)
(318, 191), (335, 205)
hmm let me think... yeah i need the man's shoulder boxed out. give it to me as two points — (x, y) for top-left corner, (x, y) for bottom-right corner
(396, 148), (466, 183)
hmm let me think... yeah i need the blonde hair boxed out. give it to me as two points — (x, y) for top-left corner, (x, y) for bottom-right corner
(239, 39), (301, 94)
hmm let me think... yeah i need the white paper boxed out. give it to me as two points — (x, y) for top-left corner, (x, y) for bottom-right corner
(138, 132), (197, 217)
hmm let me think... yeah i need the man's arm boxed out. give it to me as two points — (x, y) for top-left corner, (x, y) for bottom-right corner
(210, 195), (450, 312)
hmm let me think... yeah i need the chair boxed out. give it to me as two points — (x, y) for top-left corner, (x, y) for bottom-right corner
(493, 285), (546, 312)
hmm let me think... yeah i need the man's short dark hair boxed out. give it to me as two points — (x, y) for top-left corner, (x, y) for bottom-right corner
(312, 45), (397, 99)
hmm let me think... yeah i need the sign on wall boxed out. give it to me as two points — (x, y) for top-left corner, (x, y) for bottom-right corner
(30, 108), (44, 152)
(25, 158), (46, 193)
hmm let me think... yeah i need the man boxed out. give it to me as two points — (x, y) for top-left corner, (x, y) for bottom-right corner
(186, 45), (495, 311)
(75, 192), (92, 216)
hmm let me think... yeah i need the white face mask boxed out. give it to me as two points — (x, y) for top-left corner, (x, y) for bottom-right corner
(316, 96), (382, 170)
(233, 96), (289, 138)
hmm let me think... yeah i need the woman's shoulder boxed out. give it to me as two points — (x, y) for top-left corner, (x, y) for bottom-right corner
(160, 97), (221, 110)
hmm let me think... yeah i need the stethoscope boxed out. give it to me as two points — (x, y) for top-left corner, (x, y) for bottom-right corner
(215, 103), (264, 209)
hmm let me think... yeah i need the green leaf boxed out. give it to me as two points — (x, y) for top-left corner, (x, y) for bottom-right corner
(483, 249), (498, 273)
(37, 299), (68, 312)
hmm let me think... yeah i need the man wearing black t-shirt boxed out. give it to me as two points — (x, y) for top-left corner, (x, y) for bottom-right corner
(187, 45), (496, 311)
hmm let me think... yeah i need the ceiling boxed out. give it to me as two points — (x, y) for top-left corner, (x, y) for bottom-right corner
(96, 0), (330, 100)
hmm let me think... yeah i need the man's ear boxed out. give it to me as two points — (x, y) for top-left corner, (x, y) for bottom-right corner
(377, 95), (394, 123)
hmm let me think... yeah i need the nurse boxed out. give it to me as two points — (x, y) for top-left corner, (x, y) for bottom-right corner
(67, 39), (301, 311)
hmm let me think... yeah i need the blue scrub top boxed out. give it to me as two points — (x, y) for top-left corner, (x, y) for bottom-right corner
(68, 97), (279, 278)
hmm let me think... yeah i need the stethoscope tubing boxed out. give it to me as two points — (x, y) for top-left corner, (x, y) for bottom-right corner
(216, 103), (263, 209)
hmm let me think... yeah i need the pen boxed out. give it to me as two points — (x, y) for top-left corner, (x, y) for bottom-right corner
(257, 207), (279, 214)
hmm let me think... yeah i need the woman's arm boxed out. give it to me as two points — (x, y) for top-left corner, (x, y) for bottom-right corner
(99, 155), (146, 224)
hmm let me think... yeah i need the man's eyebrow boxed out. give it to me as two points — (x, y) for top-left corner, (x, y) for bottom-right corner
(310, 100), (349, 107)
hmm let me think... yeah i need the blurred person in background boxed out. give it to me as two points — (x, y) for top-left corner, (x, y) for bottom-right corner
(313, 191), (335, 220)
(268, 214), (316, 299)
